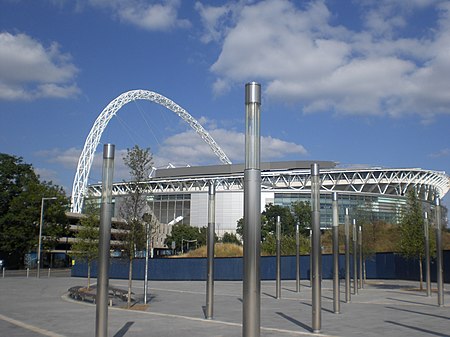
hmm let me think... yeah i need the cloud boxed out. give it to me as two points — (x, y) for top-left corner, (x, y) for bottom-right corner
(0, 32), (80, 100)
(429, 148), (450, 158)
(85, 0), (190, 31)
(154, 127), (307, 166)
(202, 0), (450, 118)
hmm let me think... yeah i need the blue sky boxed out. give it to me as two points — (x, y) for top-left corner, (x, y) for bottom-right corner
(1, 0), (450, 208)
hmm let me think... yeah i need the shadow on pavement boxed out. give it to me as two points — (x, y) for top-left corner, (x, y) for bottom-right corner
(113, 321), (134, 337)
(385, 320), (450, 337)
(276, 312), (312, 333)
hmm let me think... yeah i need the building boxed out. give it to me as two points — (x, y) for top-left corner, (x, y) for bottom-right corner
(84, 161), (450, 249)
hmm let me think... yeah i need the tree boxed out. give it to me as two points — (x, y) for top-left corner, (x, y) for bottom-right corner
(291, 201), (311, 235)
(262, 203), (295, 238)
(71, 198), (99, 289)
(119, 145), (153, 308)
(398, 189), (426, 290)
(0, 154), (68, 268)
(164, 223), (202, 253)
(221, 232), (241, 245)
(237, 204), (295, 242)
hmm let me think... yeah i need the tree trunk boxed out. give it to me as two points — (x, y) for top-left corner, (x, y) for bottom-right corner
(419, 258), (423, 291)
(127, 256), (133, 308)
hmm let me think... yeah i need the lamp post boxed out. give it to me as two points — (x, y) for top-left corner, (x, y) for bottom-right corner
(242, 82), (261, 337)
(424, 212), (431, 297)
(295, 222), (300, 292)
(276, 216), (281, 299)
(344, 208), (351, 303)
(37, 196), (57, 278)
(435, 198), (444, 307)
(95, 143), (115, 337)
(352, 219), (358, 295)
(311, 163), (321, 333)
(206, 181), (216, 319)
(332, 192), (340, 314)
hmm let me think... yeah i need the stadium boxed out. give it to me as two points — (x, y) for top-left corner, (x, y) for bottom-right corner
(69, 90), (450, 251)
(82, 160), (450, 250)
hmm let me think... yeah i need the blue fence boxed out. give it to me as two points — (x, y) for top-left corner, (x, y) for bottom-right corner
(72, 251), (450, 282)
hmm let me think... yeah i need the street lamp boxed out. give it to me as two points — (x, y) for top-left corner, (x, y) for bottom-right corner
(37, 197), (57, 278)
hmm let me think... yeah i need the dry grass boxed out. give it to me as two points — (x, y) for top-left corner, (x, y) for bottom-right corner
(176, 243), (243, 258)
(172, 229), (450, 258)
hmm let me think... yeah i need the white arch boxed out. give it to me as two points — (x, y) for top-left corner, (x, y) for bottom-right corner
(70, 89), (232, 213)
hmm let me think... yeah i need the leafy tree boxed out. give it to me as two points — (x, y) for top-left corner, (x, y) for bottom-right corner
(237, 204), (295, 242)
(291, 201), (311, 235)
(221, 232), (241, 245)
(262, 203), (295, 238)
(0, 154), (68, 267)
(164, 223), (202, 253)
(398, 189), (426, 290)
(119, 145), (153, 307)
(71, 198), (99, 289)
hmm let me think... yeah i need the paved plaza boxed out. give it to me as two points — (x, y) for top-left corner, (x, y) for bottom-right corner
(0, 274), (448, 337)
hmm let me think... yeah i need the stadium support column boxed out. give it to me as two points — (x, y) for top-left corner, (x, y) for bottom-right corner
(332, 192), (340, 314)
(344, 208), (351, 303)
(435, 198), (444, 307)
(206, 181), (216, 319)
(243, 82), (261, 337)
(311, 163), (321, 333)
(96, 144), (115, 337)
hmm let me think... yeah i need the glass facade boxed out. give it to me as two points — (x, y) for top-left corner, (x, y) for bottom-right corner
(274, 192), (409, 227)
(147, 193), (191, 225)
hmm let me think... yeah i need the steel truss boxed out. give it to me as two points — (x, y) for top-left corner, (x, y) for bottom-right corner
(71, 90), (232, 213)
(86, 167), (449, 203)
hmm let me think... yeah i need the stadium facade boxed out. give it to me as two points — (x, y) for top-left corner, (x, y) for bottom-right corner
(85, 161), (450, 249)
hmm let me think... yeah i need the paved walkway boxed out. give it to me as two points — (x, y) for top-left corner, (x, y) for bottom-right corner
(0, 276), (448, 337)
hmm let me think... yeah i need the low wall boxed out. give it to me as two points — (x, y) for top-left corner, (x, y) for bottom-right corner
(72, 251), (450, 282)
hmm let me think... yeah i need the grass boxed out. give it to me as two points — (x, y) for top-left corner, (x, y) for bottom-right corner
(174, 243), (243, 258)
(173, 228), (450, 258)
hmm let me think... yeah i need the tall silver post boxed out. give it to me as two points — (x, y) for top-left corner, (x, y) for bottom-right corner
(95, 144), (115, 337)
(276, 216), (281, 299)
(344, 208), (351, 303)
(243, 82), (261, 337)
(310, 229), (312, 286)
(206, 181), (216, 319)
(424, 212), (431, 297)
(332, 192), (340, 314)
(311, 163), (321, 333)
(435, 198), (444, 307)
(296, 222), (300, 292)
(37, 196), (56, 278)
(352, 219), (358, 295)
(358, 225), (363, 289)
(144, 220), (150, 304)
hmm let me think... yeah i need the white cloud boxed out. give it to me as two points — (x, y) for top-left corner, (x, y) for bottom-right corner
(0, 32), (79, 100)
(202, 0), (450, 118)
(155, 127), (307, 166)
(429, 148), (450, 158)
(85, 0), (190, 31)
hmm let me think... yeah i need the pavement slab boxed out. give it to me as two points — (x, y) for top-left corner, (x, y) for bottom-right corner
(0, 276), (448, 337)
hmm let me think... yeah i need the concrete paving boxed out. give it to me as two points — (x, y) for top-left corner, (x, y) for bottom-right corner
(0, 275), (448, 337)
